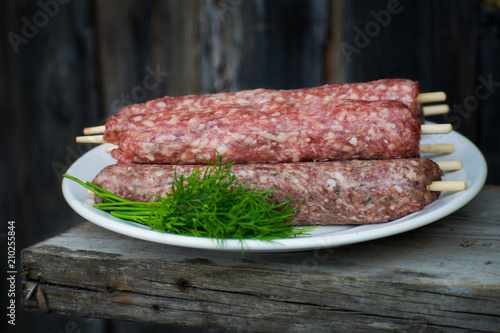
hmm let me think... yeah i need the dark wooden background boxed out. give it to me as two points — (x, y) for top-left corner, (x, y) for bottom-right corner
(1, 0), (499, 332)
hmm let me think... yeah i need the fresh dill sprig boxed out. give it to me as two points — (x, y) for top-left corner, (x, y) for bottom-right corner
(63, 153), (316, 242)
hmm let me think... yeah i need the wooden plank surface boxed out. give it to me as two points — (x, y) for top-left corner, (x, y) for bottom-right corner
(21, 186), (500, 332)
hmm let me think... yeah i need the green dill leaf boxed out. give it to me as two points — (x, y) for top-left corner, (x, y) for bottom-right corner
(63, 152), (316, 243)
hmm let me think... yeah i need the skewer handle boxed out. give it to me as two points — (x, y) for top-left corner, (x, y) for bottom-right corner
(84, 125), (106, 135)
(76, 135), (105, 143)
(417, 92), (447, 103)
(422, 104), (450, 116)
(420, 144), (454, 154)
(435, 160), (462, 172)
(427, 181), (466, 192)
(421, 124), (453, 135)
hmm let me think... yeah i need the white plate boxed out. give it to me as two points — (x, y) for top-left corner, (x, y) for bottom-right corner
(62, 127), (487, 252)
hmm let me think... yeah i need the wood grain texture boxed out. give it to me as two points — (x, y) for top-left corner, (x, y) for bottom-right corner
(1, 0), (101, 240)
(323, 0), (345, 84)
(478, 3), (500, 185)
(341, 0), (500, 185)
(21, 186), (500, 332)
(1, 2), (103, 333)
(94, 0), (163, 116)
(237, 0), (327, 90)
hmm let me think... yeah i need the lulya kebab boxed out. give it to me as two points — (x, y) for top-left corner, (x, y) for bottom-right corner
(77, 99), (452, 165)
(87, 158), (466, 226)
(116, 78), (439, 119)
(83, 78), (448, 135)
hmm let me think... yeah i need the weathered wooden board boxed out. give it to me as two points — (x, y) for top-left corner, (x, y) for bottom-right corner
(21, 186), (500, 332)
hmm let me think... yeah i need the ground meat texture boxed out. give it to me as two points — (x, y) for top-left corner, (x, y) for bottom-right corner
(118, 89), (259, 115)
(92, 158), (442, 225)
(104, 100), (421, 165)
(117, 79), (422, 119)
(286, 78), (421, 115)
